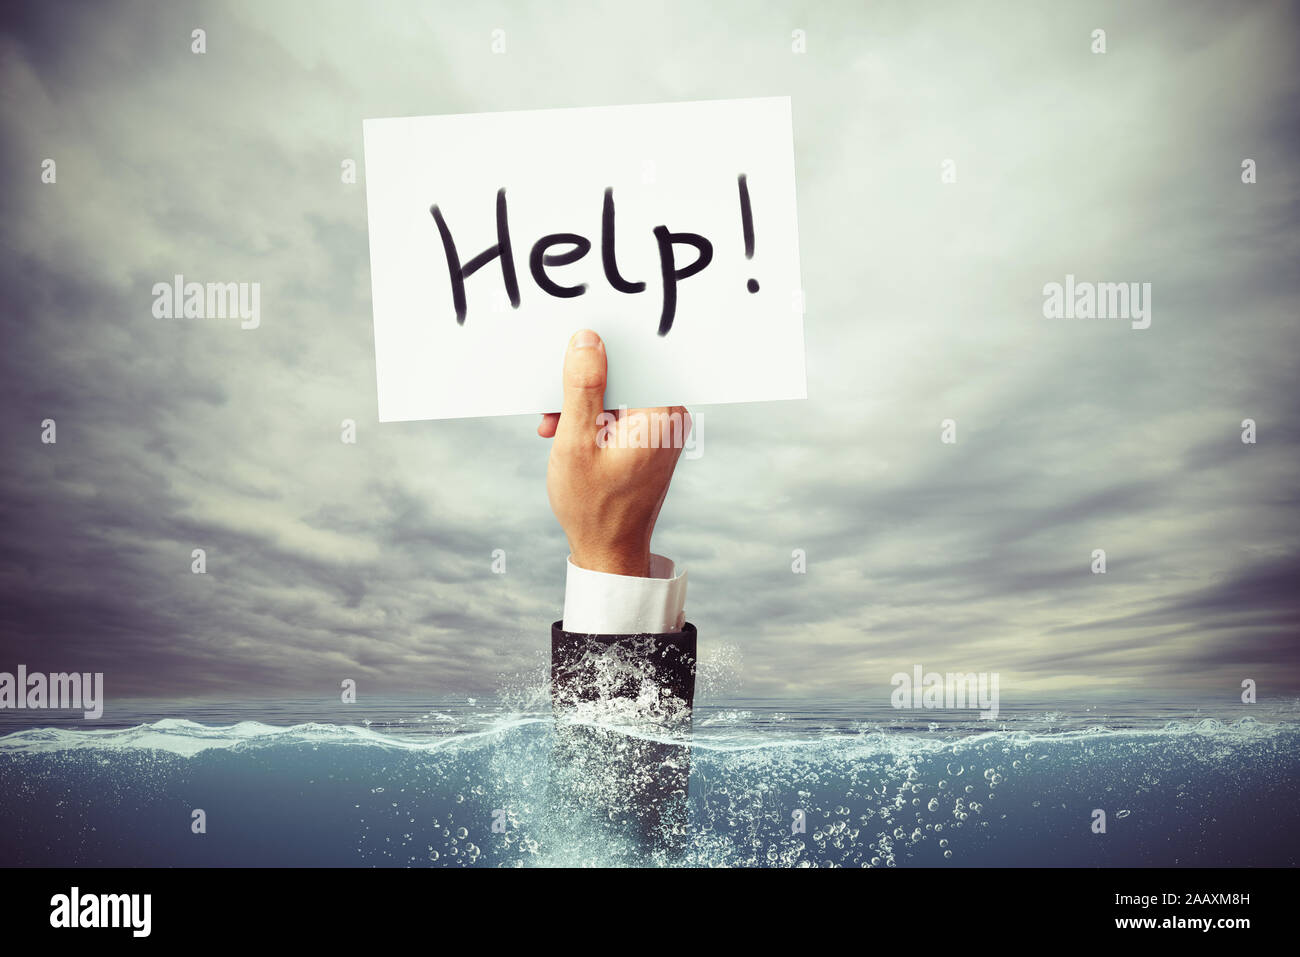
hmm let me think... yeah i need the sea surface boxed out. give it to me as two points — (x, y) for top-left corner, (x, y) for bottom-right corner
(1, 691), (1297, 867)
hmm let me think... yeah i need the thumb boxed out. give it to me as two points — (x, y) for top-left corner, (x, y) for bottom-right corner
(556, 329), (607, 447)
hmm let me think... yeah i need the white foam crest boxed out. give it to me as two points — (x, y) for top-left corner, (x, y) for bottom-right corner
(0, 710), (1290, 760)
(0, 715), (550, 758)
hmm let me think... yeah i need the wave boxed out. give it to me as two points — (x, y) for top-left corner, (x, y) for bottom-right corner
(0, 712), (1289, 759)
(0, 715), (545, 757)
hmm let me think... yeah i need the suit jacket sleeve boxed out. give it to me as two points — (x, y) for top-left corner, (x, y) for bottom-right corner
(550, 620), (698, 711)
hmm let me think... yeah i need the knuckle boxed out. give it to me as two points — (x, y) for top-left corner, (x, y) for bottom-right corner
(565, 368), (606, 392)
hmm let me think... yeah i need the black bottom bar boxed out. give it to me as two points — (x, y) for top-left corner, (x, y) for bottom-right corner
(0, 866), (1286, 941)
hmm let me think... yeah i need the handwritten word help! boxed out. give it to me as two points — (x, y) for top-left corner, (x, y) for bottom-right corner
(430, 174), (760, 336)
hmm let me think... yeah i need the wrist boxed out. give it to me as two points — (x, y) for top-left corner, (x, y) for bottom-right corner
(570, 544), (652, 577)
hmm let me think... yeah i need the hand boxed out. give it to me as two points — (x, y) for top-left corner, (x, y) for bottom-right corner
(538, 329), (691, 577)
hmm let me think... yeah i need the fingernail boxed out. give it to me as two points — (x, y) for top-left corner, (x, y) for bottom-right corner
(571, 329), (600, 350)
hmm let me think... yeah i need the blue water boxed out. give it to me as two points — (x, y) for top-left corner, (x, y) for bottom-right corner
(1, 693), (1297, 867)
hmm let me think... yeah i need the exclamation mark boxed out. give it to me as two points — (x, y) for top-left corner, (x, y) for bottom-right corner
(738, 174), (759, 293)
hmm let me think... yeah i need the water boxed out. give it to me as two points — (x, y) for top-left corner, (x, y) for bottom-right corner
(1, 693), (1297, 867)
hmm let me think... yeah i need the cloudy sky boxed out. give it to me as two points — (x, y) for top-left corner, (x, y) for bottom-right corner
(1, 0), (1296, 702)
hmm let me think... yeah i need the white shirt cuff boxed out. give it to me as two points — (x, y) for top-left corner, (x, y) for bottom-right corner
(561, 553), (687, 635)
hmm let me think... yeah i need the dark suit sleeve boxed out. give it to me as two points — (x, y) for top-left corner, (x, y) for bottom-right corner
(550, 620), (697, 711)
(548, 621), (697, 854)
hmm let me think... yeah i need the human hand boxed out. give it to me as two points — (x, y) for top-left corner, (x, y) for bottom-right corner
(538, 329), (690, 577)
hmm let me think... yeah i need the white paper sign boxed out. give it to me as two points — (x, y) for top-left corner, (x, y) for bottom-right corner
(363, 96), (806, 422)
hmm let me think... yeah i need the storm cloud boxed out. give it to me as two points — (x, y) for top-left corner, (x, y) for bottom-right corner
(1, 0), (1296, 701)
